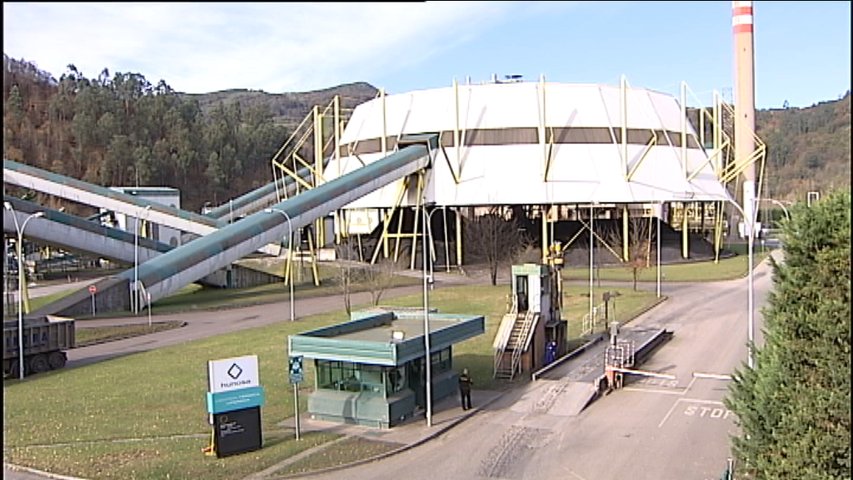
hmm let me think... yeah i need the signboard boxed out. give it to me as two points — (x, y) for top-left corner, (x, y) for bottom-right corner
(289, 356), (303, 384)
(88, 285), (97, 294)
(207, 386), (265, 414)
(213, 406), (262, 458)
(206, 354), (264, 457)
(208, 355), (260, 394)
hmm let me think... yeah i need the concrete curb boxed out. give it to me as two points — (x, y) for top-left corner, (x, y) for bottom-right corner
(5, 463), (87, 480)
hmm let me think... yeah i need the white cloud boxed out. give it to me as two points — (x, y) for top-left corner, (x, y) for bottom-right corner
(3, 2), (520, 93)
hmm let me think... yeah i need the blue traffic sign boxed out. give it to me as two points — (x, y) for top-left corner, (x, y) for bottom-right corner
(289, 356), (303, 384)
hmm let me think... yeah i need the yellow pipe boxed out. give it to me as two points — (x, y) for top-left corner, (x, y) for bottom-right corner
(314, 106), (324, 246)
(456, 208), (463, 268)
(541, 205), (548, 264)
(306, 229), (320, 287)
(576, 215), (624, 262)
(370, 178), (411, 264)
(622, 205), (629, 262)
(682, 202), (689, 259)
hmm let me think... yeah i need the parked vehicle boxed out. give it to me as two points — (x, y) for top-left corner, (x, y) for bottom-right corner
(3, 315), (75, 378)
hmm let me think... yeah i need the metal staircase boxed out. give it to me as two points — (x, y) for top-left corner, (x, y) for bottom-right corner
(494, 310), (539, 380)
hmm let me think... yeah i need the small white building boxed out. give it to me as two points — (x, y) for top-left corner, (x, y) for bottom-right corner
(105, 187), (183, 247)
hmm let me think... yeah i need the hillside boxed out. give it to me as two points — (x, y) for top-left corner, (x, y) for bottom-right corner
(182, 82), (378, 128)
(756, 94), (851, 202)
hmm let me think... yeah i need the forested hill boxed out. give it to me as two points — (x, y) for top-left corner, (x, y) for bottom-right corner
(756, 94), (850, 202)
(3, 54), (850, 214)
(2, 55), (377, 213)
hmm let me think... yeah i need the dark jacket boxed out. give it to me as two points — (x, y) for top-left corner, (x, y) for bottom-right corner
(458, 372), (472, 392)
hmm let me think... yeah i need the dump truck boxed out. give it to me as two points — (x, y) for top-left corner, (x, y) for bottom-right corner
(3, 315), (75, 378)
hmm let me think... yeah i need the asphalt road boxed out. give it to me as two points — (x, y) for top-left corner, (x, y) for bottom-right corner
(304, 256), (777, 480)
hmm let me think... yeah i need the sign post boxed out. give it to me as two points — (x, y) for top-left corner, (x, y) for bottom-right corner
(206, 355), (265, 458)
(88, 285), (97, 316)
(289, 355), (303, 440)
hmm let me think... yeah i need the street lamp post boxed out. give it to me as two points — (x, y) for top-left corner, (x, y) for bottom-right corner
(729, 199), (757, 369)
(4, 202), (44, 380)
(422, 205), (443, 427)
(133, 205), (152, 314)
(265, 208), (295, 322)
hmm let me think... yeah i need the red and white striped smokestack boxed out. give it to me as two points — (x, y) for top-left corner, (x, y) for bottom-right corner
(733, 1), (757, 235)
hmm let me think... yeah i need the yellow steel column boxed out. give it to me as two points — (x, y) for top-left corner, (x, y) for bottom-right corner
(313, 105), (325, 247)
(307, 229), (320, 287)
(682, 202), (689, 259)
(714, 201), (723, 263)
(541, 205), (548, 264)
(456, 208), (463, 269)
(334, 96), (342, 245)
(383, 208), (390, 259)
(622, 205), (629, 262)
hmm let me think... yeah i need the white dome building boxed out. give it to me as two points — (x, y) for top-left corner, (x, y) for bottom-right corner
(324, 79), (731, 208)
(314, 78), (736, 267)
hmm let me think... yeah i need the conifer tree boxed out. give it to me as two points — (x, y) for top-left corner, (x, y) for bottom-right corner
(726, 190), (851, 479)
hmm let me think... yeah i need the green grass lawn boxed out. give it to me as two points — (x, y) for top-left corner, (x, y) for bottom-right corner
(75, 321), (185, 347)
(3, 283), (659, 479)
(562, 248), (775, 283)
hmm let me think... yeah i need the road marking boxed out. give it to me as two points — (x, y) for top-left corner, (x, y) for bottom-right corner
(623, 387), (684, 396)
(692, 372), (733, 380)
(658, 399), (682, 428)
(658, 398), (729, 428)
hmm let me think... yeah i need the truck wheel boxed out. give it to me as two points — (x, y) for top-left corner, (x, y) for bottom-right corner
(29, 354), (49, 374)
(6, 359), (19, 378)
(48, 352), (67, 370)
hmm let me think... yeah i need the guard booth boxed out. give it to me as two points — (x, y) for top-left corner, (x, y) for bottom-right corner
(494, 261), (567, 380)
(288, 308), (484, 428)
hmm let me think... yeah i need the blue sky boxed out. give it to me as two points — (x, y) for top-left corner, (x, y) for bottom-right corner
(3, 2), (850, 109)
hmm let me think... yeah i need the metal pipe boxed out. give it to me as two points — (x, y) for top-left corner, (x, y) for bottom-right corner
(4, 202), (44, 380)
(589, 204), (594, 329)
(727, 199), (756, 368)
(265, 209), (296, 322)
(657, 203), (662, 298)
(422, 203), (432, 427)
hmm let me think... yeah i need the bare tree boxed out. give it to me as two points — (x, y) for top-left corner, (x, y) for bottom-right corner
(363, 257), (399, 306)
(335, 240), (357, 316)
(603, 217), (656, 291)
(463, 206), (528, 285)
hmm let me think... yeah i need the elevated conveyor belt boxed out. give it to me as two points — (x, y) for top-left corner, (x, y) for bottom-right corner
(26, 141), (433, 317)
(4, 159), (281, 255)
(3, 196), (171, 265)
(204, 165), (312, 221)
(131, 143), (431, 304)
(4, 159), (222, 236)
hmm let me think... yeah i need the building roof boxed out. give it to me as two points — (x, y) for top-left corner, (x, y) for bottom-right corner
(323, 81), (733, 207)
(289, 310), (485, 366)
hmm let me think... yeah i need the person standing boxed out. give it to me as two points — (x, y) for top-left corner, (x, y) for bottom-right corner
(458, 368), (473, 410)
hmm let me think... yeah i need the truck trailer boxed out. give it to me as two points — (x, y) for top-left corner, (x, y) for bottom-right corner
(3, 315), (75, 378)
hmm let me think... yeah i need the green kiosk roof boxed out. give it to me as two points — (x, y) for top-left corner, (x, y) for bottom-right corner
(289, 309), (485, 366)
